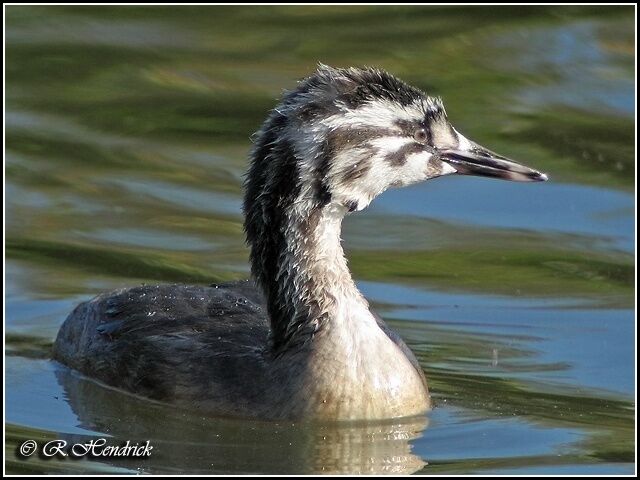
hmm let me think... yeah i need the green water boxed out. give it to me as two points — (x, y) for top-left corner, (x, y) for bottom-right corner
(5, 5), (635, 475)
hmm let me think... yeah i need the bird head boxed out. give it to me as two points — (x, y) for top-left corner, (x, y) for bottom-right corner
(249, 65), (547, 214)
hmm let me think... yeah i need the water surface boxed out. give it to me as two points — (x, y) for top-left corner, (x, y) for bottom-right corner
(5, 5), (635, 475)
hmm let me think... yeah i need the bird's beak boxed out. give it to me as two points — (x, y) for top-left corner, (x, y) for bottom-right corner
(439, 139), (548, 182)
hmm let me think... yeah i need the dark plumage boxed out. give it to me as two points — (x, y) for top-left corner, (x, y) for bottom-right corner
(54, 282), (272, 413)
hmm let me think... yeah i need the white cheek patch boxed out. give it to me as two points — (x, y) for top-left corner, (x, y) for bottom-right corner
(404, 151), (433, 181)
(405, 150), (432, 165)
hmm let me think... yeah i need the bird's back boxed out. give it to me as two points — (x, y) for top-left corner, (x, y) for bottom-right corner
(52, 281), (273, 415)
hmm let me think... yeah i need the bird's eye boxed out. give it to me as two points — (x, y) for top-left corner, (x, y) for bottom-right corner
(413, 128), (428, 143)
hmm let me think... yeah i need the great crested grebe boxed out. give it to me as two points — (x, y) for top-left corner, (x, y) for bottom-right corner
(53, 65), (547, 421)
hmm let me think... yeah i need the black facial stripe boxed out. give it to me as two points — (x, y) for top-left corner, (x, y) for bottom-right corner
(313, 127), (383, 206)
(394, 119), (416, 137)
(326, 126), (397, 150)
(394, 118), (438, 147)
(338, 154), (373, 186)
(385, 142), (425, 166)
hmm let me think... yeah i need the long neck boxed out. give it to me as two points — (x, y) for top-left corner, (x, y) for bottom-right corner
(243, 109), (360, 353)
(254, 200), (366, 353)
(245, 187), (431, 419)
(243, 104), (382, 354)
